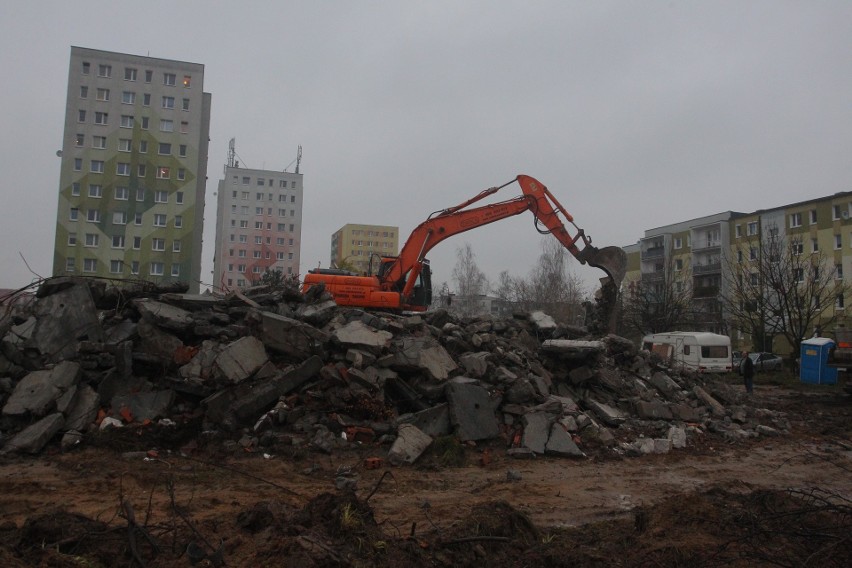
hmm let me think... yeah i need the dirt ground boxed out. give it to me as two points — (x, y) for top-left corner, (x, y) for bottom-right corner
(1, 378), (851, 567)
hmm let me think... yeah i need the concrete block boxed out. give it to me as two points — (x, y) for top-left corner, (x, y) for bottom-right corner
(546, 423), (585, 458)
(388, 423), (433, 465)
(2, 413), (65, 454)
(446, 380), (500, 441)
(3, 361), (82, 417)
(214, 336), (268, 383)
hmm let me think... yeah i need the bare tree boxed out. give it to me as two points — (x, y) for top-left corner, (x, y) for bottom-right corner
(621, 253), (694, 337)
(451, 243), (489, 316)
(722, 224), (850, 356)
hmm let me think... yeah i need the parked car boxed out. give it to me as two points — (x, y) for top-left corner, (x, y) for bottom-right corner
(748, 352), (784, 372)
(732, 351), (743, 369)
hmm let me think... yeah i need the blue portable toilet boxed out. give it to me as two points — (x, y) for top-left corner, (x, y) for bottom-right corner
(800, 337), (838, 385)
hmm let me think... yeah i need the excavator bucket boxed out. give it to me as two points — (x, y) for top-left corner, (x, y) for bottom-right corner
(582, 245), (627, 288)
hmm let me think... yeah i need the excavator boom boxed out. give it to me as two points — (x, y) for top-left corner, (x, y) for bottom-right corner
(303, 175), (626, 313)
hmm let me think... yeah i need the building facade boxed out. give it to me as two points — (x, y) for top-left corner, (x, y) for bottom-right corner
(330, 224), (399, 275)
(212, 165), (303, 289)
(52, 47), (211, 292)
(624, 191), (852, 353)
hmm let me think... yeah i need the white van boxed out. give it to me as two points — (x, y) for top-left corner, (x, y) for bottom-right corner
(641, 332), (732, 373)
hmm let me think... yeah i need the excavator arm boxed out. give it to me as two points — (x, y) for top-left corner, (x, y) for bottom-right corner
(379, 174), (626, 303)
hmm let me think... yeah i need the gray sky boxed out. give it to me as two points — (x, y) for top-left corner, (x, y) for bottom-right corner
(2, 1), (852, 295)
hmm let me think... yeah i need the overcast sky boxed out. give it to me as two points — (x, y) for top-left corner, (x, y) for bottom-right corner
(2, 1), (851, 295)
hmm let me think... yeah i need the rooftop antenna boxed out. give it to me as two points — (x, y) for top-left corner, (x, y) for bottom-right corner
(295, 145), (302, 174)
(227, 138), (236, 168)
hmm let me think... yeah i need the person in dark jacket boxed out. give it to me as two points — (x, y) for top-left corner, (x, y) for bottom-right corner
(741, 351), (755, 394)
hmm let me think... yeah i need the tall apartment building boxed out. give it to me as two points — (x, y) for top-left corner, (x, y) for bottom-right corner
(330, 224), (399, 274)
(212, 165), (303, 289)
(624, 191), (852, 353)
(52, 47), (211, 292)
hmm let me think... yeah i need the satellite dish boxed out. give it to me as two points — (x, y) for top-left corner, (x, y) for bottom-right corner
(56, 150), (63, 157)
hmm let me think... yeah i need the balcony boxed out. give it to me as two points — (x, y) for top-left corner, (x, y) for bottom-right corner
(693, 262), (721, 275)
(640, 246), (665, 260)
(692, 285), (720, 298)
(641, 271), (665, 282)
(692, 241), (721, 253)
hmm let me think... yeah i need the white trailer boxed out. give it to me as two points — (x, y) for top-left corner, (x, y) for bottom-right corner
(641, 332), (732, 373)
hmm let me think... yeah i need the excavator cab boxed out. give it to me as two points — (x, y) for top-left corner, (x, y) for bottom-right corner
(410, 260), (432, 309)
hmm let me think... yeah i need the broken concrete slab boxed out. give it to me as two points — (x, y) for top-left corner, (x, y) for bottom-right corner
(546, 423), (585, 458)
(445, 380), (500, 441)
(332, 320), (393, 353)
(28, 282), (103, 363)
(388, 336), (457, 381)
(633, 400), (674, 421)
(133, 299), (195, 332)
(521, 411), (551, 454)
(63, 383), (100, 432)
(229, 356), (323, 422)
(214, 336), (268, 383)
(388, 423), (433, 465)
(397, 403), (451, 438)
(2, 361), (82, 417)
(586, 399), (627, 427)
(250, 310), (329, 359)
(458, 352), (490, 378)
(693, 386), (726, 417)
(529, 311), (557, 331)
(1, 412), (64, 454)
(541, 339), (605, 361)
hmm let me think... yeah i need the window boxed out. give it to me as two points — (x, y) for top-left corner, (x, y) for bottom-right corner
(174, 215), (183, 228)
(118, 138), (132, 152)
(111, 235), (124, 249)
(157, 167), (170, 179)
(96, 88), (109, 101)
(160, 119), (173, 132)
(162, 96), (175, 109)
(120, 115), (134, 128)
(89, 135), (106, 149)
(71, 182), (80, 196)
(133, 236), (141, 250)
(182, 98), (189, 111)
(239, 235), (247, 243)
(74, 158), (82, 171)
(253, 251), (262, 259)
(110, 260), (123, 274)
(153, 214), (166, 227)
(145, 69), (153, 83)
(836, 234), (842, 250)
(257, 179), (265, 187)
(143, 93), (151, 106)
(790, 212), (803, 228)
(82, 62), (90, 75)
(183, 75), (191, 87)
(180, 121), (188, 133)
(794, 267), (804, 282)
(172, 239), (181, 252)
(810, 209), (818, 224)
(136, 188), (145, 202)
(238, 250), (246, 258)
(115, 187), (129, 200)
(124, 67), (137, 81)
(116, 163), (130, 176)
(792, 240), (803, 255)
(150, 262), (164, 276)
(239, 220), (248, 228)
(747, 222), (758, 236)
(837, 264), (843, 280)
(94, 111), (108, 124)
(130, 261), (139, 275)
(90, 160), (104, 173)
(84, 233), (99, 247)
(255, 221), (263, 229)
(838, 295), (845, 309)
(69, 208), (79, 221)
(674, 258), (683, 270)
(171, 264), (181, 277)
(113, 211), (127, 225)
(177, 168), (185, 181)
(277, 252), (285, 260)
(121, 91), (135, 104)
(83, 258), (97, 273)
(179, 144), (187, 157)
(812, 238), (819, 253)
(134, 212), (143, 225)
(154, 191), (168, 203)
(158, 142), (171, 155)
(152, 238), (165, 251)
(78, 110), (87, 123)
(138, 164), (147, 177)
(68, 233), (77, 246)
(241, 191), (249, 199)
(86, 209), (100, 222)
(164, 73), (176, 86)
(73, 133), (84, 147)
(97, 64), (111, 78)
(256, 206), (264, 215)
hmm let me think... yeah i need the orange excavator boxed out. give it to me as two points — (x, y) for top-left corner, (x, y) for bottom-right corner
(302, 175), (627, 312)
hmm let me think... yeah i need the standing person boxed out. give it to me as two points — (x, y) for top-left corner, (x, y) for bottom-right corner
(741, 351), (755, 394)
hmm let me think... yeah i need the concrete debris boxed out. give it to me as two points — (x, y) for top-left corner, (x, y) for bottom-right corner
(0, 276), (790, 462)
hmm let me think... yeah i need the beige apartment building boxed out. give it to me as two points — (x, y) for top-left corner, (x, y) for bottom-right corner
(624, 191), (852, 354)
(330, 224), (399, 275)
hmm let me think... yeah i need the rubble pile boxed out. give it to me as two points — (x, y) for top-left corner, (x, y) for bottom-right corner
(0, 277), (790, 460)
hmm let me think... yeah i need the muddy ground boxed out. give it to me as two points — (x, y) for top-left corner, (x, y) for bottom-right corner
(1, 376), (851, 567)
